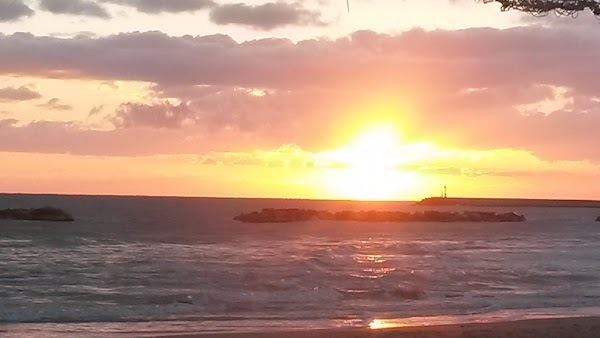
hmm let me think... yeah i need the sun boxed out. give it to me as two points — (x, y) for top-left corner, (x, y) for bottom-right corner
(323, 126), (422, 200)
(337, 126), (400, 170)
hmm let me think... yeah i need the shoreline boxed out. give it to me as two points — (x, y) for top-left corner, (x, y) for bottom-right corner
(161, 316), (600, 338)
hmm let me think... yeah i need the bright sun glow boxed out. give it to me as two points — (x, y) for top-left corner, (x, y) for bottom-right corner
(323, 126), (424, 200)
(337, 126), (400, 170)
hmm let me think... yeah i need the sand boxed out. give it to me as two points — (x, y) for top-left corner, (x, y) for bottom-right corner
(164, 316), (600, 338)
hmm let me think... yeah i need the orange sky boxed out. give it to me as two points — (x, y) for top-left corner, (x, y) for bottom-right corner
(2, 1), (600, 200)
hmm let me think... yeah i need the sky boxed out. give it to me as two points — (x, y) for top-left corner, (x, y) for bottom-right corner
(2, 0), (600, 201)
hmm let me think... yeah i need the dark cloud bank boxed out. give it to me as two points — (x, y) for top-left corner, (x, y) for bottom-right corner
(30, 0), (327, 29)
(0, 0), (33, 22)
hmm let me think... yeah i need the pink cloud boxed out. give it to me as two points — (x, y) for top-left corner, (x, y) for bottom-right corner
(1, 26), (600, 161)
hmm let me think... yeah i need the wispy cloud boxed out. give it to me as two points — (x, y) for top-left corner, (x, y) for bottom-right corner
(37, 98), (73, 111)
(209, 2), (326, 30)
(102, 0), (215, 14)
(0, 86), (41, 102)
(39, 0), (110, 18)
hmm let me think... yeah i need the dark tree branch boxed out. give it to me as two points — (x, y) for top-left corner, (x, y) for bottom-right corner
(478, 0), (600, 17)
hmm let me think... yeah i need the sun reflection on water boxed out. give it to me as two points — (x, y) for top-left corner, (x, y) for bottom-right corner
(354, 253), (386, 264)
(369, 319), (410, 330)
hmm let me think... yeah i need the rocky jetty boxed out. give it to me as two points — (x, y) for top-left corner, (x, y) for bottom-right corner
(234, 208), (526, 223)
(0, 207), (74, 222)
(418, 197), (600, 208)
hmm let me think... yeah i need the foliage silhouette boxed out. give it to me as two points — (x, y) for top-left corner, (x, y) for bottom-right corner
(478, 0), (600, 17)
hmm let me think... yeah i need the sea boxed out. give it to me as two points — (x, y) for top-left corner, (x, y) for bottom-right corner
(1, 194), (600, 337)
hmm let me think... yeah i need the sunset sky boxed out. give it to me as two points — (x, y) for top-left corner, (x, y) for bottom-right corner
(2, 0), (600, 200)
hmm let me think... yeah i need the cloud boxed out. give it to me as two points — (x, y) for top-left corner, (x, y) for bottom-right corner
(110, 87), (340, 149)
(1, 27), (599, 91)
(0, 86), (42, 102)
(209, 2), (326, 30)
(103, 0), (215, 13)
(0, 119), (195, 156)
(398, 147), (599, 179)
(0, 0), (33, 22)
(0, 119), (19, 127)
(2, 26), (600, 160)
(89, 105), (105, 117)
(1, 117), (597, 186)
(39, 0), (110, 18)
(100, 0), (322, 29)
(0, 118), (277, 156)
(37, 98), (73, 111)
(112, 101), (193, 128)
(198, 144), (319, 168)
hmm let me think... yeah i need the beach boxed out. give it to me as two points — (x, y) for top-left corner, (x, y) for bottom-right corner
(169, 316), (600, 338)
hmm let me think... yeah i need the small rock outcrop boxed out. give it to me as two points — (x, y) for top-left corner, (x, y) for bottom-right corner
(234, 208), (526, 224)
(596, 216), (600, 222)
(0, 207), (75, 222)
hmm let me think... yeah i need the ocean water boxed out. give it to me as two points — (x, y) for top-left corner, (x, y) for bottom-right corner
(1, 194), (600, 337)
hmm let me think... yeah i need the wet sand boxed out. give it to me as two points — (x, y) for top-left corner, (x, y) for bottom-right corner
(164, 316), (600, 338)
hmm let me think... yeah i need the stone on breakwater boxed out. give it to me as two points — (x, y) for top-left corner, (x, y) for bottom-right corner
(0, 207), (75, 222)
(233, 208), (526, 223)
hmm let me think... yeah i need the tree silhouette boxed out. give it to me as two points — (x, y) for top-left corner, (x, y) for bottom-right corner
(478, 0), (600, 17)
